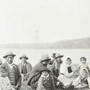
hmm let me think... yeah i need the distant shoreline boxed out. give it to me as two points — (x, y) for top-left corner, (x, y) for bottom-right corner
(0, 37), (90, 49)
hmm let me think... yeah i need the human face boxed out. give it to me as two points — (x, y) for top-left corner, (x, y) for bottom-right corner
(66, 59), (72, 65)
(80, 70), (88, 79)
(21, 57), (27, 63)
(41, 60), (50, 66)
(81, 59), (86, 64)
(42, 71), (49, 77)
(57, 58), (62, 63)
(6, 56), (14, 64)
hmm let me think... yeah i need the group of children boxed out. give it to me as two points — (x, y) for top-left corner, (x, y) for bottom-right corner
(37, 57), (90, 90)
(72, 57), (90, 88)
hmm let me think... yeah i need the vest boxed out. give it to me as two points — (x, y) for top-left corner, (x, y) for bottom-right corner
(21, 65), (27, 74)
(8, 67), (16, 85)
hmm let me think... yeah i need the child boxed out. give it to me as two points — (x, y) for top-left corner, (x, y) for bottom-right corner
(79, 57), (89, 73)
(37, 69), (54, 90)
(72, 69), (89, 88)
(0, 65), (15, 90)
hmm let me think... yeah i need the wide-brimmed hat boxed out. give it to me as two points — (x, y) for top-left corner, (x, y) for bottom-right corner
(55, 53), (64, 58)
(3, 52), (16, 58)
(40, 54), (51, 62)
(20, 54), (28, 60)
(40, 68), (50, 73)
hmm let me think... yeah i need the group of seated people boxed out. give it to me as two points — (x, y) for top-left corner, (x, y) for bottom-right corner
(0, 52), (90, 90)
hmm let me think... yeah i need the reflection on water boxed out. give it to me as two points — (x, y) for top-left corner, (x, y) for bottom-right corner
(0, 49), (90, 66)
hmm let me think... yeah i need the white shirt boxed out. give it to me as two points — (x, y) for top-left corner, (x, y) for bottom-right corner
(60, 64), (74, 77)
(6, 62), (14, 69)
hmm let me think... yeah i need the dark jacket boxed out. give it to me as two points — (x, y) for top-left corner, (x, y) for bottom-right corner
(26, 62), (55, 89)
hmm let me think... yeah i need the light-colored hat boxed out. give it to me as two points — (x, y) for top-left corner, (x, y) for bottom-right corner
(20, 54), (28, 60)
(3, 52), (16, 58)
(40, 54), (51, 62)
(55, 53), (64, 58)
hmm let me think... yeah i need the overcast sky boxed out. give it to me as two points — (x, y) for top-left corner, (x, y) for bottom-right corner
(0, 0), (90, 44)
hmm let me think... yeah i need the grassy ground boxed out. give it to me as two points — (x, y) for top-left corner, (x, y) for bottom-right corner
(19, 85), (90, 90)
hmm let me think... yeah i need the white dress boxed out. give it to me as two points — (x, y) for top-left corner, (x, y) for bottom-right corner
(58, 64), (76, 86)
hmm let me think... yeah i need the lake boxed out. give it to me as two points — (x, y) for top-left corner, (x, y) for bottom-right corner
(0, 49), (90, 67)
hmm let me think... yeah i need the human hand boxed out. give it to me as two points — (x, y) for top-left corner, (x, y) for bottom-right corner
(14, 85), (18, 89)
(56, 81), (60, 86)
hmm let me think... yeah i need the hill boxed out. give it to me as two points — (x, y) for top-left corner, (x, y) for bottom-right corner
(0, 37), (90, 49)
(48, 37), (90, 49)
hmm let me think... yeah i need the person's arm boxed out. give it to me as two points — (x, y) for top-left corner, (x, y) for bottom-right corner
(26, 63), (32, 76)
(59, 64), (65, 75)
(65, 72), (74, 78)
(38, 77), (46, 90)
(15, 66), (21, 89)
(64, 66), (77, 78)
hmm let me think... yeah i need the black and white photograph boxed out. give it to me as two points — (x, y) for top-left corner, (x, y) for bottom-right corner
(0, 0), (90, 90)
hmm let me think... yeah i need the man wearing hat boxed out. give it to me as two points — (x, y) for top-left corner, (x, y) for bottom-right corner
(18, 54), (32, 83)
(26, 54), (56, 90)
(51, 53), (64, 77)
(3, 52), (21, 90)
(50, 53), (56, 65)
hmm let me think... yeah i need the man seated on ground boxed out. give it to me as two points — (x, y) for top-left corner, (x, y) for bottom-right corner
(26, 54), (53, 90)
(18, 54), (32, 83)
(3, 52), (21, 90)
(26, 54), (64, 90)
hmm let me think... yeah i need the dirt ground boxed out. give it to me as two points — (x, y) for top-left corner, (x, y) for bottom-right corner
(19, 85), (90, 90)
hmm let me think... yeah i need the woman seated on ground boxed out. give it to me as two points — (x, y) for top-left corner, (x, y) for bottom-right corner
(58, 57), (79, 86)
